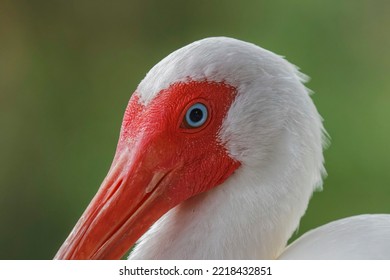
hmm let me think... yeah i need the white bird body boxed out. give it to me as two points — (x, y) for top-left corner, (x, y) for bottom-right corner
(280, 214), (390, 259)
(55, 37), (390, 260)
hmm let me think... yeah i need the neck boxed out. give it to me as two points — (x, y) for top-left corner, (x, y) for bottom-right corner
(129, 130), (321, 259)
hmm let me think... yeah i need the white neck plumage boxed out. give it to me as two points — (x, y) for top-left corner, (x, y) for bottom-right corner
(130, 123), (323, 259)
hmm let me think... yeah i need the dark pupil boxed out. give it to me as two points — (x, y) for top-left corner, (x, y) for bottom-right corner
(190, 108), (203, 123)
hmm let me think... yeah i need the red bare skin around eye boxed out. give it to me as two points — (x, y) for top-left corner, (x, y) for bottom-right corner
(119, 80), (241, 201)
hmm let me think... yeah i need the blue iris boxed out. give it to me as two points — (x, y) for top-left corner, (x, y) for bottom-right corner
(185, 103), (208, 128)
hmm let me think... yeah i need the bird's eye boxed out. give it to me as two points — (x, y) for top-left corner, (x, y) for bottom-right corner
(184, 103), (208, 128)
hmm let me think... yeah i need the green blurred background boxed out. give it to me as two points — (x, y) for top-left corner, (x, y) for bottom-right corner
(1, 0), (389, 259)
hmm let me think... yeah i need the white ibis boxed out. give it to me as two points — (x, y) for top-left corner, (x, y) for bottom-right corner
(55, 37), (390, 259)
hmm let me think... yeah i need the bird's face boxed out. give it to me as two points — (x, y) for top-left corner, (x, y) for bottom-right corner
(55, 80), (241, 259)
(55, 37), (324, 260)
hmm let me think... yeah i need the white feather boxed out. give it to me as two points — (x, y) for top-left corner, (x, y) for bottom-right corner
(280, 215), (390, 259)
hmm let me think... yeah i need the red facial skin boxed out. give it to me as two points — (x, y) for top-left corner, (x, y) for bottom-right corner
(54, 81), (241, 260)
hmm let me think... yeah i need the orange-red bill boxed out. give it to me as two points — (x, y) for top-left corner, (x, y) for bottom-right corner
(54, 145), (176, 260)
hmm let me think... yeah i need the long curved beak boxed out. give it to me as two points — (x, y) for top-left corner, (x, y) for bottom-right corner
(54, 140), (176, 260)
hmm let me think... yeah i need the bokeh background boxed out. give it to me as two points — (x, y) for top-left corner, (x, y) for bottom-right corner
(1, 0), (389, 259)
